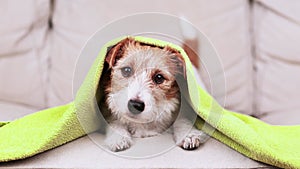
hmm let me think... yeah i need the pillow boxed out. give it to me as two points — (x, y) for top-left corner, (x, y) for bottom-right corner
(0, 0), (50, 108)
(253, 0), (300, 124)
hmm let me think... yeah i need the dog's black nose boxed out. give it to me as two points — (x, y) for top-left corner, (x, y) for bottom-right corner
(128, 99), (145, 114)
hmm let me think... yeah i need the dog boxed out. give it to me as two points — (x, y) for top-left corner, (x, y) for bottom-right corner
(98, 37), (209, 152)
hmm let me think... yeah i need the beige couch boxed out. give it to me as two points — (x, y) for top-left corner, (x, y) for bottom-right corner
(1, 0), (299, 168)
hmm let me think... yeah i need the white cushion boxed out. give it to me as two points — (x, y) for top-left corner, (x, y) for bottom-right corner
(0, 101), (38, 121)
(0, 133), (266, 168)
(191, 1), (253, 114)
(48, 0), (108, 107)
(0, 0), (50, 108)
(253, 0), (300, 124)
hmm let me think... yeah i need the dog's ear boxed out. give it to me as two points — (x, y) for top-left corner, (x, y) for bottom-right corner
(105, 37), (134, 68)
(174, 53), (186, 79)
(165, 46), (186, 79)
(182, 39), (199, 69)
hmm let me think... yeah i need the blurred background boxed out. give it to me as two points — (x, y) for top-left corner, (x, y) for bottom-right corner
(0, 0), (299, 126)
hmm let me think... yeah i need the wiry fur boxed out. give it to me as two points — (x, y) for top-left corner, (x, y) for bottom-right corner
(101, 38), (208, 152)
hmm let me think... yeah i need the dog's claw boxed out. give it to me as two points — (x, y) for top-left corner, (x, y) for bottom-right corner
(105, 134), (133, 152)
(112, 137), (132, 152)
(179, 131), (208, 150)
(182, 135), (200, 150)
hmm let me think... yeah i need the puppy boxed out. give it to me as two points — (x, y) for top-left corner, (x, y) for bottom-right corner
(100, 38), (208, 152)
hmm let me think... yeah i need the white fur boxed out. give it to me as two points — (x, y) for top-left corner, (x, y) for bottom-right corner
(104, 121), (133, 152)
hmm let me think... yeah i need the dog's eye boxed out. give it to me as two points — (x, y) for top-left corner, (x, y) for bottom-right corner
(153, 74), (165, 84)
(121, 66), (132, 77)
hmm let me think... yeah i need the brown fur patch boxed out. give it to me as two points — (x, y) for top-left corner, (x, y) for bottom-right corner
(105, 37), (135, 68)
(183, 39), (200, 68)
(164, 46), (186, 79)
(165, 82), (180, 100)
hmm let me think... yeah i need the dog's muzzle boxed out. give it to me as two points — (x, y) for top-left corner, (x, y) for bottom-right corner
(128, 99), (145, 115)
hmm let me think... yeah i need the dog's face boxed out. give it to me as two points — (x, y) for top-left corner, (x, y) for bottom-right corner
(105, 38), (185, 124)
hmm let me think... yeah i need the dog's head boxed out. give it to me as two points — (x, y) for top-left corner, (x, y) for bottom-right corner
(105, 38), (185, 124)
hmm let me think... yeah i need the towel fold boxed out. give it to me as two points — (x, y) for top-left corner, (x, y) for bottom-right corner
(0, 122), (8, 127)
(0, 36), (299, 168)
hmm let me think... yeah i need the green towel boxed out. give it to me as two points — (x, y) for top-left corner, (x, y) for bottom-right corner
(0, 36), (299, 168)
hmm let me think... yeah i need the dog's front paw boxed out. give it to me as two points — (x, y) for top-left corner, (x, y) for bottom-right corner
(178, 130), (208, 150)
(105, 134), (133, 152)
